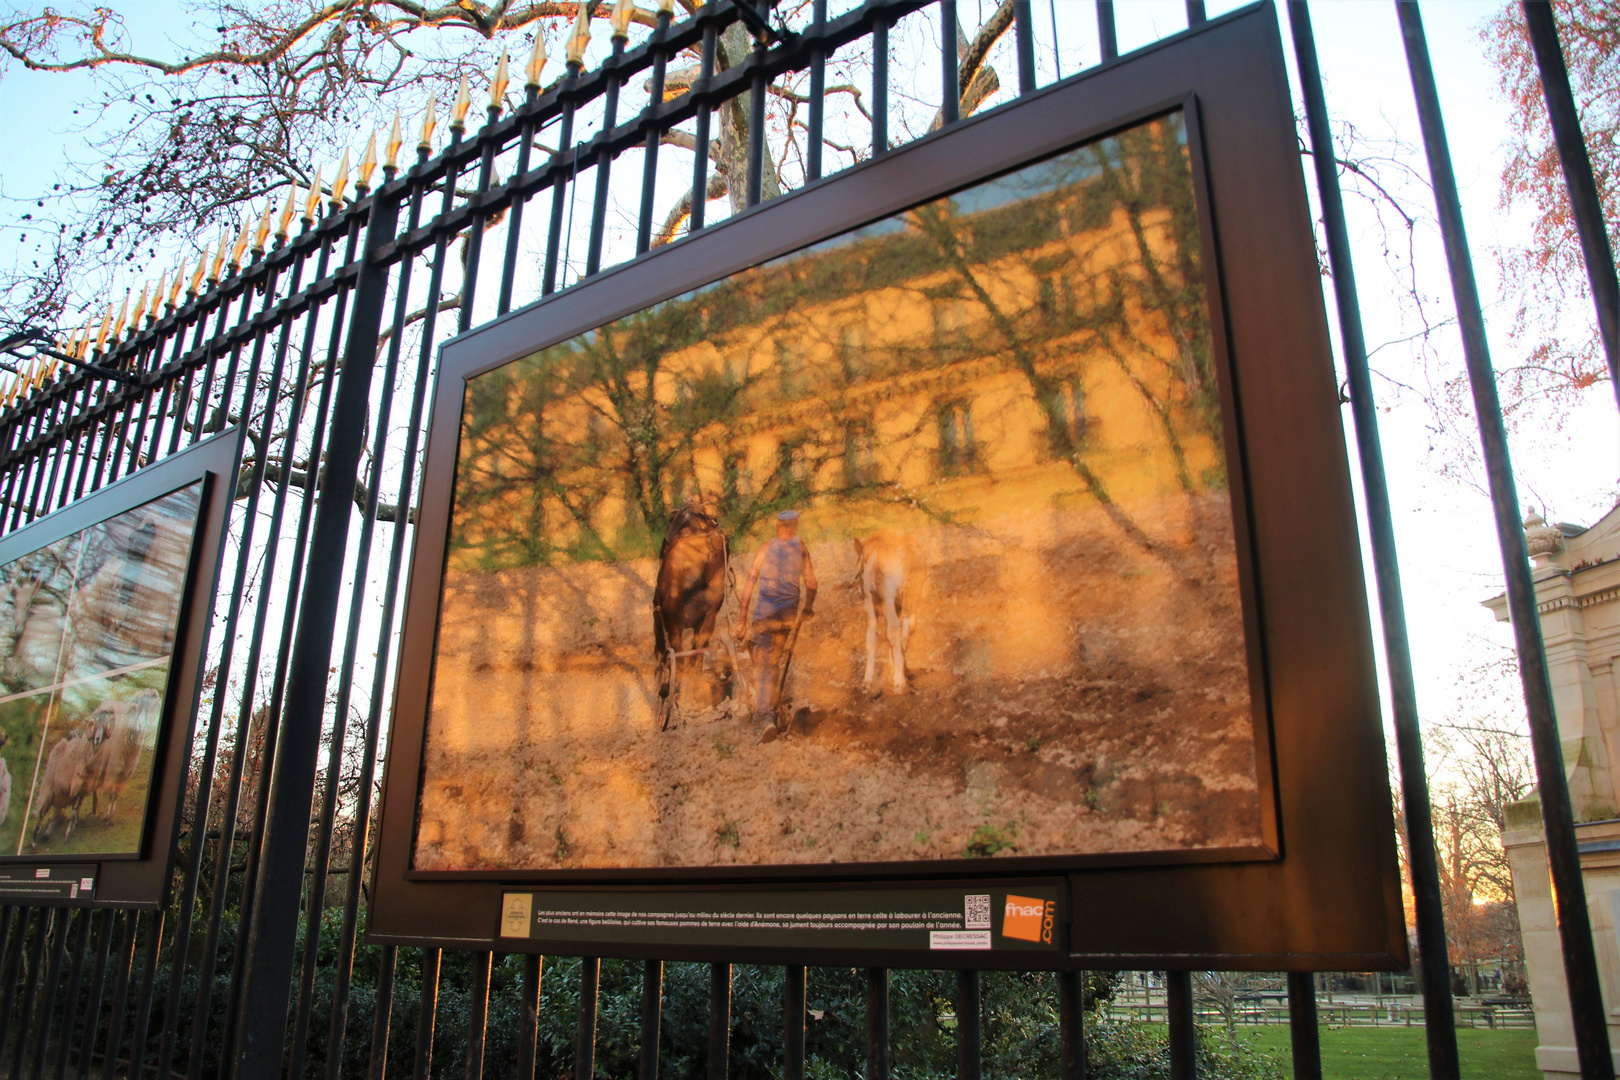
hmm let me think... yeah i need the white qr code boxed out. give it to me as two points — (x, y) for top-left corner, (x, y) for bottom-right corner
(964, 894), (992, 929)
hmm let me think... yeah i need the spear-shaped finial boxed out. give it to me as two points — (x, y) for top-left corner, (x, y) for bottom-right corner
(168, 265), (185, 309)
(357, 132), (379, 192)
(96, 303), (114, 352)
(150, 274), (166, 321)
(385, 110), (404, 174)
(419, 94), (438, 152)
(566, 1), (593, 66)
(489, 47), (511, 112)
(330, 148), (352, 206)
(210, 232), (229, 282)
(43, 357), (59, 383)
(277, 187), (297, 242)
(611, 0), (636, 39)
(525, 33), (548, 88)
(131, 282), (150, 327)
(230, 215), (252, 270)
(450, 74), (473, 131)
(303, 168), (324, 224)
(112, 289), (132, 341)
(254, 199), (275, 253)
(189, 247), (209, 296)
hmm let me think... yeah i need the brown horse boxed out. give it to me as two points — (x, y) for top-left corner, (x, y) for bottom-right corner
(654, 494), (730, 728)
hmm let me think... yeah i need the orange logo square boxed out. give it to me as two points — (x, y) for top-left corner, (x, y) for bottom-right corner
(1002, 895), (1050, 943)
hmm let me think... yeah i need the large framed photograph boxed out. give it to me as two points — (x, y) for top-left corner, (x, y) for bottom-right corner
(0, 428), (239, 906)
(372, 5), (1406, 969)
(421, 105), (1270, 875)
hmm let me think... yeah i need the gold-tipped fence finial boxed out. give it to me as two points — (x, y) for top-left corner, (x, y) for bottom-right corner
(230, 215), (251, 270)
(612, 0), (636, 39)
(450, 74), (473, 131)
(169, 265), (185, 308)
(96, 303), (114, 352)
(357, 132), (379, 191)
(150, 273), (166, 320)
(303, 168), (324, 224)
(567, 1), (592, 66)
(112, 290), (131, 342)
(419, 94), (438, 152)
(525, 33), (547, 88)
(132, 282), (150, 328)
(490, 47), (511, 112)
(210, 232), (229, 282)
(386, 111), (404, 173)
(331, 148), (352, 206)
(189, 247), (209, 296)
(278, 187), (297, 241)
(254, 199), (275, 253)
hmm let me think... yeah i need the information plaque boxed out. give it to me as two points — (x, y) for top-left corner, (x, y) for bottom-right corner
(499, 883), (1065, 957)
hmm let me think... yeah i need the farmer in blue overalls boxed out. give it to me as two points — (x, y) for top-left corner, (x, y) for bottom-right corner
(736, 510), (818, 743)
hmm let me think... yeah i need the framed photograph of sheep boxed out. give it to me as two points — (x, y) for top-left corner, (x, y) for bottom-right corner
(372, 6), (1407, 971)
(0, 427), (239, 907)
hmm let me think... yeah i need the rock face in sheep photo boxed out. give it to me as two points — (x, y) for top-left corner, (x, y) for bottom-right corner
(0, 482), (200, 858)
(412, 112), (1271, 874)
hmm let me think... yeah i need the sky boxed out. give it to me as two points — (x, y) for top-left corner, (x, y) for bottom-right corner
(0, 0), (1615, 771)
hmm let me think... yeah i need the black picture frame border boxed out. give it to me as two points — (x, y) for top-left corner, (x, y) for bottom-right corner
(0, 427), (243, 908)
(370, 2), (1407, 970)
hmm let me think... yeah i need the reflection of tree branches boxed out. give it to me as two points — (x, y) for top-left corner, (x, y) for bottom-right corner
(904, 200), (1193, 578)
(1095, 332), (1193, 494)
(1088, 123), (1211, 415)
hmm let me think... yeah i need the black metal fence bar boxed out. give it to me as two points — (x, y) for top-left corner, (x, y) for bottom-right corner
(783, 965), (805, 1080)
(1396, 3), (1613, 1078)
(1166, 971), (1194, 1080)
(707, 962), (729, 1080)
(956, 970), (981, 1080)
(1287, 974), (1322, 1080)
(866, 968), (891, 1080)
(1287, 4), (1461, 1077)
(1059, 969), (1085, 1080)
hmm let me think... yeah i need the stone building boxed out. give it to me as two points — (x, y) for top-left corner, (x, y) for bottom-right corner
(1493, 502), (1620, 1078)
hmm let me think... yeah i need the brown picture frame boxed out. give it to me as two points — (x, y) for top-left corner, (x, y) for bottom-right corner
(0, 427), (241, 908)
(369, 3), (1407, 970)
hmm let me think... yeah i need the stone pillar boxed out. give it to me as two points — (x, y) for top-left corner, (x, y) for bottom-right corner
(1492, 505), (1620, 1078)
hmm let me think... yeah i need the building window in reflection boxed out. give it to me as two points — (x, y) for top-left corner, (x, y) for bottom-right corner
(1047, 379), (1090, 455)
(843, 424), (877, 489)
(937, 400), (979, 478)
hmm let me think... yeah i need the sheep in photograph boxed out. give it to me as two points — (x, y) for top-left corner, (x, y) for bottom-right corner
(88, 688), (161, 827)
(0, 729), (11, 828)
(31, 717), (110, 845)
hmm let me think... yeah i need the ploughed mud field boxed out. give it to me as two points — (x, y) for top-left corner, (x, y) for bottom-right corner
(414, 494), (1264, 871)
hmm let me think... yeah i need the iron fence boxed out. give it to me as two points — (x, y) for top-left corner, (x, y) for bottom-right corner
(0, 0), (1613, 1078)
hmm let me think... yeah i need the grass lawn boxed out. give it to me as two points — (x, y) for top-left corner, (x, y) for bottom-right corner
(1235, 1025), (1539, 1079)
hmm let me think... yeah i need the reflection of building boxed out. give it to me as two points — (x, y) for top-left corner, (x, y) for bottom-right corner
(1493, 504), (1620, 1078)
(450, 115), (1224, 572)
(417, 115), (1265, 873)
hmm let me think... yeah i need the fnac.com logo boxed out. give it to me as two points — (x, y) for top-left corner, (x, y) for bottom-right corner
(1001, 895), (1054, 944)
